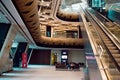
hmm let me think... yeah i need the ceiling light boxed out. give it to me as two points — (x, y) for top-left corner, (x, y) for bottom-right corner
(41, 0), (44, 2)
(46, 4), (49, 7)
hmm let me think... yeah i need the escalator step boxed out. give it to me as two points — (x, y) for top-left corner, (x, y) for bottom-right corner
(109, 69), (120, 75)
(103, 57), (120, 63)
(111, 75), (120, 80)
(110, 50), (119, 54)
(104, 41), (113, 44)
(108, 47), (117, 50)
(112, 54), (120, 58)
(106, 43), (115, 47)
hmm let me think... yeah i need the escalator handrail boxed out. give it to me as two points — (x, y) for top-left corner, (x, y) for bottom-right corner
(94, 10), (120, 29)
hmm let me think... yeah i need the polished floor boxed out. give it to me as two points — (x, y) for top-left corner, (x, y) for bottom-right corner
(0, 65), (84, 80)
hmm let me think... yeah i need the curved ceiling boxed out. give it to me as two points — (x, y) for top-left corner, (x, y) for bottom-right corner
(12, 0), (84, 48)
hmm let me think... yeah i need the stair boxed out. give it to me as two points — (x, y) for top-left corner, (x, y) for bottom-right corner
(103, 58), (120, 63)
(111, 75), (120, 80)
(108, 69), (120, 75)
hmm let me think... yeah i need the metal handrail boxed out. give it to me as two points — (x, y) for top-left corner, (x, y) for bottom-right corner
(79, 6), (109, 80)
(94, 9), (120, 28)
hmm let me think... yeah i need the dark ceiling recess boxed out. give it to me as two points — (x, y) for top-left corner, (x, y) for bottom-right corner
(12, 0), (84, 49)
(36, 42), (84, 49)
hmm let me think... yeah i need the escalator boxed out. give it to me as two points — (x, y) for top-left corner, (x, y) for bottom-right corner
(88, 8), (120, 40)
(82, 8), (120, 80)
(94, 21), (120, 80)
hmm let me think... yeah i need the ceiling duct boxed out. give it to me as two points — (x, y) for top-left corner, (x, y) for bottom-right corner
(12, 0), (84, 48)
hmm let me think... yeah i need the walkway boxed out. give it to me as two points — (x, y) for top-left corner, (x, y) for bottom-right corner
(0, 65), (84, 80)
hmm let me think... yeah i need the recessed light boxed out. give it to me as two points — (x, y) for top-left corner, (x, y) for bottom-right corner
(41, 0), (44, 2)
(46, 4), (49, 6)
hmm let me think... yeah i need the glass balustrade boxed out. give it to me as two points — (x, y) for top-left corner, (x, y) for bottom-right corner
(88, 21), (120, 80)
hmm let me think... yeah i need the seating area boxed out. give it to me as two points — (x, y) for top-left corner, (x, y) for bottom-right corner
(55, 62), (84, 71)
(55, 62), (67, 70)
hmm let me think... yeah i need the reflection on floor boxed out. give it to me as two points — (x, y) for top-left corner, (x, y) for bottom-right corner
(0, 65), (84, 80)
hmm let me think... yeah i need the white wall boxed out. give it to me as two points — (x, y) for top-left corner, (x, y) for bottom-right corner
(51, 49), (86, 65)
(68, 50), (86, 64)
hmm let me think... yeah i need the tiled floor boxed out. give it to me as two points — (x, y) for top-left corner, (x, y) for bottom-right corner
(0, 65), (84, 80)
